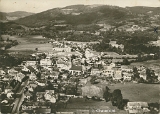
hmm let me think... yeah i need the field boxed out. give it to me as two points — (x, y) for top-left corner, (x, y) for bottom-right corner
(58, 98), (126, 114)
(2, 35), (53, 54)
(108, 83), (160, 103)
(58, 82), (159, 113)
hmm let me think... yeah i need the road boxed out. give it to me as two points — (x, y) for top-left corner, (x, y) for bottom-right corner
(12, 79), (29, 113)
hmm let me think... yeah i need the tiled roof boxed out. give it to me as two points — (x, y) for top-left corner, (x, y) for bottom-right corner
(69, 65), (82, 71)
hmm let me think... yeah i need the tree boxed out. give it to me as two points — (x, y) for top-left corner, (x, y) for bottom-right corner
(132, 67), (140, 81)
(122, 58), (130, 65)
(35, 48), (38, 51)
(110, 89), (123, 109)
(103, 86), (111, 102)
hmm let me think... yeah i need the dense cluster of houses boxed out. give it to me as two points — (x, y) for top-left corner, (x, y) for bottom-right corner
(0, 40), (159, 113)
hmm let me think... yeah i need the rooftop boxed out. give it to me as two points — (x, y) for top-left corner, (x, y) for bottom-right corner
(70, 65), (82, 71)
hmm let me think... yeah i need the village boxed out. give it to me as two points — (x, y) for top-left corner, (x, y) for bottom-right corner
(0, 38), (159, 114)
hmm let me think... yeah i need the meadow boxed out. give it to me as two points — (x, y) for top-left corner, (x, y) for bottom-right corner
(108, 83), (160, 103)
(57, 83), (159, 114)
(5, 35), (53, 54)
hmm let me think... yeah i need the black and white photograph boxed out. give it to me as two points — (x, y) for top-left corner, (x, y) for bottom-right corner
(0, 0), (160, 113)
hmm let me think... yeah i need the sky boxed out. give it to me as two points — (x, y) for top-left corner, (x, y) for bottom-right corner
(0, 0), (160, 13)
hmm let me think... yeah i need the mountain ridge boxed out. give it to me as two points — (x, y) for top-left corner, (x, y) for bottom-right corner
(1, 5), (160, 27)
(14, 5), (132, 27)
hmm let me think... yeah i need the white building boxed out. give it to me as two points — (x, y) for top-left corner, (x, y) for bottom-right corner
(40, 59), (52, 66)
(25, 61), (37, 66)
(52, 47), (71, 52)
(123, 72), (132, 81)
(126, 102), (150, 114)
(91, 69), (102, 75)
(29, 72), (37, 80)
(85, 48), (94, 59)
(113, 70), (122, 80)
(69, 65), (84, 75)
(109, 41), (124, 51)
(102, 69), (114, 77)
(56, 57), (71, 70)
(0, 70), (5, 76)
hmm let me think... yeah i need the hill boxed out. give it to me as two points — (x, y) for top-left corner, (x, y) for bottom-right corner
(126, 6), (160, 15)
(14, 5), (160, 27)
(0, 11), (34, 21)
(0, 12), (7, 20)
(14, 5), (133, 27)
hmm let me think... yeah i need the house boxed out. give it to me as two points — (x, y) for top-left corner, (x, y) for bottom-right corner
(24, 91), (32, 101)
(44, 90), (56, 103)
(28, 83), (37, 89)
(22, 66), (30, 72)
(91, 68), (102, 75)
(122, 68), (133, 73)
(8, 69), (18, 76)
(49, 71), (59, 79)
(36, 92), (46, 101)
(69, 65), (83, 75)
(72, 58), (82, 66)
(123, 72), (132, 81)
(56, 57), (71, 70)
(28, 86), (34, 93)
(5, 85), (12, 94)
(35, 81), (46, 87)
(21, 102), (35, 112)
(0, 70), (5, 76)
(29, 72), (37, 80)
(126, 102), (150, 114)
(52, 47), (71, 52)
(110, 63), (116, 68)
(113, 70), (122, 80)
(102, 70), (114, 77)
(109, 41), (124, 51)
(73, 31), (84, 35)
(16, 72), (25, 82)
(139, 69), (147, 80)
(40, 59), (53, 66)
(85, 48), (95, 59)
(25, 61), (37, 66)
(72, 12), (81, 15)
